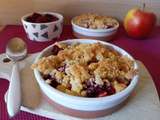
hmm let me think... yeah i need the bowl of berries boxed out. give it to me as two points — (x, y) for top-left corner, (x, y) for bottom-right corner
(21, 12), (63, 42)
(32, 39), (138, 118)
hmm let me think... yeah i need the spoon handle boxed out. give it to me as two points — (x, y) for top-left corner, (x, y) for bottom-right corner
(7, 63), (21, 117)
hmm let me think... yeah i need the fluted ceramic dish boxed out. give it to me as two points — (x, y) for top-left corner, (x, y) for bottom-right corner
(33, 39), (139, 118)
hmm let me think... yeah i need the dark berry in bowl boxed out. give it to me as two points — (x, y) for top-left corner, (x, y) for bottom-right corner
(26, 13), (41, 22)
(106, 85), (116, 95)
(86, 86), (97, 97)
(45, 14), (59, 22)
(43, 74), (52, 80)
(35, 16), (48, 23)
(50, 78), (59, 88)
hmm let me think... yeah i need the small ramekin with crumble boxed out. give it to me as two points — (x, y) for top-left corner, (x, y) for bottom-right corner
(71, 13), (119, 41)
(32, 40), (137, 98)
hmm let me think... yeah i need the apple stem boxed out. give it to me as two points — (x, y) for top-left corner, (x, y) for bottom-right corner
(143, 3), (146, 11)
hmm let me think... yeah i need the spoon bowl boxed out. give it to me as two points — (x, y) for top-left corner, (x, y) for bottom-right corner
(6, 37), (27, 61)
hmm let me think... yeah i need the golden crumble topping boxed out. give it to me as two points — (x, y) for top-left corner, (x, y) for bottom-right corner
(72, 13), (119, 29)
(32, 42), (137, 97)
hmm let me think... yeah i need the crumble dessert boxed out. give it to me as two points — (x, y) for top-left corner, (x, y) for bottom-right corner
(32, 42), (137, 97)
(72, 13), (119, 29)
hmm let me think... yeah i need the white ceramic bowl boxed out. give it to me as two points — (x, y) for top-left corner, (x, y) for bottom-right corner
(71, 19), (119, 41)
(21, 12), (63, 42)
(33, 39), (138, 117)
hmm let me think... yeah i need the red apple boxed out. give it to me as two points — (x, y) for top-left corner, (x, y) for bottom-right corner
(124, 8), (156, 39)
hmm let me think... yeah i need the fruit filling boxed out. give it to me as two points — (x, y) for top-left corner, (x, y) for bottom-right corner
(26, 12), (59, 23)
